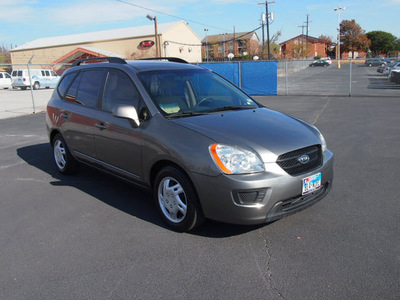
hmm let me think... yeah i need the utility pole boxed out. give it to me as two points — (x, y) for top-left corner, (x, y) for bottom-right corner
(258, 1), (275, 60)
(298, 24), (307, 58)
(261, 13), (265, 59)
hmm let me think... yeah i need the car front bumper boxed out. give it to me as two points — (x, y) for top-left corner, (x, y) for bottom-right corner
(193, 150), (334, 225)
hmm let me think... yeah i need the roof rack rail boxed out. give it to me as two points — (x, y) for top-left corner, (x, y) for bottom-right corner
(140, 57), (188, 64)
(71, 57), (127, 67)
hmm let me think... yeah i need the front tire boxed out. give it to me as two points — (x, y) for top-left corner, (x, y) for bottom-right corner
(154, 166), (204, 232)
(52, 134), (78, 174)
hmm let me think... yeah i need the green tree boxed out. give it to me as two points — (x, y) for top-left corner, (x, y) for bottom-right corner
(340, 19), (371, 58)
(260, 31), (281, 59)
(366, 31), (398, 56)
(318, 35), (335, 57)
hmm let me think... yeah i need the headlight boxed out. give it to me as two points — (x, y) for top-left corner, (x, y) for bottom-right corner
(209, 144), (265, 174)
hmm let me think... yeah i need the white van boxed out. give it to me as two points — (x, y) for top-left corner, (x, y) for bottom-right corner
(11, 69), (60, 90)
(0, 72), (12, 89)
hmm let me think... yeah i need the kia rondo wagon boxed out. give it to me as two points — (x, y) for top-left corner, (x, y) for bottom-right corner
(46, 57), (333, 232)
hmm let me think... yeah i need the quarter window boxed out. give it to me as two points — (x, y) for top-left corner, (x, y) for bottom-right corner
(65, 73), (82, 103)
(58, 72), (76, 98)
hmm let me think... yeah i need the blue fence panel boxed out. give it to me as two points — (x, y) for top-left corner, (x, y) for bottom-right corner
(241, 61), (277, 95)
(200, 63), (239, 86)
(198, 61), (277, 95)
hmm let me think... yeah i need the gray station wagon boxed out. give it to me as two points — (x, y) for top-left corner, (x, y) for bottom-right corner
(46, 57), (334, 232)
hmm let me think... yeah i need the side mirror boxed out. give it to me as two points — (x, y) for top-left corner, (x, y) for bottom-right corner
(112, 105), (140, 128)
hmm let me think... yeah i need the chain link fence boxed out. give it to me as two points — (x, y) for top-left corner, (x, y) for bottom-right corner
(277, 58), (399, 97)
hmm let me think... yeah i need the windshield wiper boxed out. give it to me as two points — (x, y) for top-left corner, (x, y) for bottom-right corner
(166, 111), (209, 119)
(206, 106), (258, 113)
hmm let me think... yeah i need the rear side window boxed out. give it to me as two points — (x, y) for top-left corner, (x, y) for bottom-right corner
(76, 70), (106, 108)
(45, 71), (50, 76)
(0, 74), (3, 78)
(41, 71), (45, 76)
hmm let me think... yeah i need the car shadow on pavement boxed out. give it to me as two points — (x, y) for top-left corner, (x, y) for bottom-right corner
(17, 143), (263, 237)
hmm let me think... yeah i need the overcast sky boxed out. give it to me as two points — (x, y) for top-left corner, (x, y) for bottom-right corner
(1, 0), (399, 49)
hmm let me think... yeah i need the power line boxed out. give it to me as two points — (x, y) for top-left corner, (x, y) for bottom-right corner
(116, 0), (231, 32)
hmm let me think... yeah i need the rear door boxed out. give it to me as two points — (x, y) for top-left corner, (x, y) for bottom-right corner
(57, 69), (107, 162)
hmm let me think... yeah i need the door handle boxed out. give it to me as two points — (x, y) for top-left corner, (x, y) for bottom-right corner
(95, 122), (107, 130)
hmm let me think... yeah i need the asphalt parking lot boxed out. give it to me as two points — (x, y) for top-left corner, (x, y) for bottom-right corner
(1, 90), (399, 299)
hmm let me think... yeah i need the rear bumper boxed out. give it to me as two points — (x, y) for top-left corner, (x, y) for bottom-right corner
(193, 150), (334, 225)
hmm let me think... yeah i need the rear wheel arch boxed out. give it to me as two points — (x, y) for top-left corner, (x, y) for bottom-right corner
(49, 129), (62, 145)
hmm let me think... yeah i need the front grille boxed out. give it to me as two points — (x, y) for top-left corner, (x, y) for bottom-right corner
(276, 145), (322, 176)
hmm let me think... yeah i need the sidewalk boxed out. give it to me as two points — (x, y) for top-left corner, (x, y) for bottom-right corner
(0, 89), (53, 119)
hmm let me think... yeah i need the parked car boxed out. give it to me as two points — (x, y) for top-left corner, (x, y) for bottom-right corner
(364, 58), (386, 67)
(389, 69), (400, 83)
(11, 69), (60, 90)
(377, 64), (386, 73)
(309, 60), (330, 67)
(320, 57), (332, 65)
(0, 72), (12, 89)
(386, 61), (400, 77)
(46, 57), (334, 232)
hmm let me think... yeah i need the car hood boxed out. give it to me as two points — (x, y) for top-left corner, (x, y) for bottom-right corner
(172, 108), (321, 162)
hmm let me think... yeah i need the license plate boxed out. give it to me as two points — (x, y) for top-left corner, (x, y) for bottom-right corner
(302, 173), (321, 195)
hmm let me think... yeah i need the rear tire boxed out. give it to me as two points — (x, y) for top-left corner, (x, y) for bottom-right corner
(52, 134), (78, 175)
(154, 166), (204, 232)
(33, 82), (40, 90)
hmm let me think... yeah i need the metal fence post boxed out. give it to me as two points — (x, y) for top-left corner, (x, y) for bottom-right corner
(349, 59), (352, 97)
(285, 60), (288, 96)
(238, 62), (242, 89)
(27, 56), (36, 113)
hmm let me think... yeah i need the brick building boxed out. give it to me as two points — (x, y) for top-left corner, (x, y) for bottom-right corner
(202, 32), (259, 60)
(279, 34), (332, 59)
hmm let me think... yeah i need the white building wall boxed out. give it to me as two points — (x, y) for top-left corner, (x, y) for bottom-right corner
(161, 22), (202, 63)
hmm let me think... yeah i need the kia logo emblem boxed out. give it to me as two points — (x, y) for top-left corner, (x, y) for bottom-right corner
(298, 154), (310, 164)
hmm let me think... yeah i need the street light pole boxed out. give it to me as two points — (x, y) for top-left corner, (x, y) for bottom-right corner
(334, 7), (345, 69)
(147, 14), (159, 57)
(204, 29), (209, 61)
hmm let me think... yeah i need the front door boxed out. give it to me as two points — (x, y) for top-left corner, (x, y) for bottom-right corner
(93, 69), (144, 181)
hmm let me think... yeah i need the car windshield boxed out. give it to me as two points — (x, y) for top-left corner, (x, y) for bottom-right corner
(138, 69), (259, 117)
